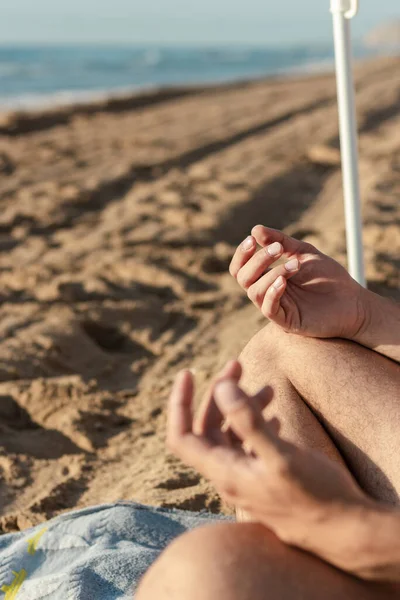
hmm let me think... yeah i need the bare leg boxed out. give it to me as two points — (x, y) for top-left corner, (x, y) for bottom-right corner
(240, 324), (400, 504)
(136, 523), (399, 600)
(138, 326), (400, 599)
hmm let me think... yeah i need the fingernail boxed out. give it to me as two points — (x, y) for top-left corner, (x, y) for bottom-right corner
(285, 258), (299, 272)
(273, 276), (285, 290)
(241, 236), (254, 251)
(267, 242), (282, 257)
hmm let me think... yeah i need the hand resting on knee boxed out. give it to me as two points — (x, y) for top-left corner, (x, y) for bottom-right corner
(229, 225), (400, 362)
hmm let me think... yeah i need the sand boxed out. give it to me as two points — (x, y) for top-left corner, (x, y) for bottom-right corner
(0, 57), (399, 533)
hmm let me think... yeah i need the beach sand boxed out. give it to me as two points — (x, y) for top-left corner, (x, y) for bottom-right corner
(0, 57), (399, 532)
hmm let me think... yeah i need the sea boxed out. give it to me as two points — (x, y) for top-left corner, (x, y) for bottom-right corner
(0, 44), (375, 110)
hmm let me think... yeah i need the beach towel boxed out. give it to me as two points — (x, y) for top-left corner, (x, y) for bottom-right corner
(0, 501), (231, 599)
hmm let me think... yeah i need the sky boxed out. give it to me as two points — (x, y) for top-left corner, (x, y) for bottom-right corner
(0, 0), (398, 46)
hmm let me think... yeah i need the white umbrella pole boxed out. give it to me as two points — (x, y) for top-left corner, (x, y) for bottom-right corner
(330, 0), (366, 286)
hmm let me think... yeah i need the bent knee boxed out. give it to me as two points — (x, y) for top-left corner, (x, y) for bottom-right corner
(136, 523), (286, 600)
(240, 322), (283, 363)
(239, 323), (293, 389)
(240, 322), (351, 379)
(137, 522), (391, 600)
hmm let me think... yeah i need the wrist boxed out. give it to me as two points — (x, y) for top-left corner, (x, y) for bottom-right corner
(303, 499), (378, 576)
(350, 286), (387, 347)
(346, 503), (400, 582)
(338, 283), (371, 343)
(319, 501), (400, 582)
(352, 288), (400, 361)
(350, 286), (374, 343)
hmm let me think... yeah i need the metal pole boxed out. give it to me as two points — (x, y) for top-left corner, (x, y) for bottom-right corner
(330, 0), (366, 286)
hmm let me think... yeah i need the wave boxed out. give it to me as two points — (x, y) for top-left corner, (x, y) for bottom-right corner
(0, 44), (379, 110)
(0, 61), (49, 80)
(137, 49), (163, 67)
(0, 62), (36, 78)
(0, 84), (159, 111)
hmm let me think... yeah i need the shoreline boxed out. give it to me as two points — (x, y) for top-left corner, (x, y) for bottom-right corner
(0, 59), (336, 113)
(0, 54), (388, 137)
(0, 43), (387, 118)
(0, 74), (331, 136)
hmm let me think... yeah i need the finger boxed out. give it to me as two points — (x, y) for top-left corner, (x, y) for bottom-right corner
(167, 371), (195, 448)
(229, 236), (257, 278)
(169, 407), (249, 491)
(242, 417), (281, 454)
(268, 417), (282, 436)
(223, 384), (274, 447)
(167, 371), (218, 462)
(237, 386), (275, 453)
(168, 372), (252, 494)
(214, 381), (287, 463)
(247, 259), (300, 311)
(262, 276), (287, 323)
(236, 243), (283, 290)
(174, 434), (251, 501)
(251, 225), (304, 257)
(194, 360), (242, 438)
(251, 385), (275, 414)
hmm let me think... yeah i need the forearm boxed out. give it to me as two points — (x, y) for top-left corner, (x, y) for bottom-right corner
(309, 502), (400, 583)
(342, 504), (400, 582)
(353, 289), (400, 363)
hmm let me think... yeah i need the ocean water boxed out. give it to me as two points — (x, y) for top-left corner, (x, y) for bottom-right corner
(0, 44), (373, 110)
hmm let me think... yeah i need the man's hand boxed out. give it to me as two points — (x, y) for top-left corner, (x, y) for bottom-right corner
(168, 364), (377, 578)
(230, 225), (367, 339)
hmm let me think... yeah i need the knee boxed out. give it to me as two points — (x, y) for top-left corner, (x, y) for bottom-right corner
(240, 322), (283, 361)
(239, 323), (291, 384)
(136, 523), (282, 600)
(136, 523), (392, 600)
(238, 323), (333, 399)
(136, 523), (241, 600)
(240, 322), (331, 378)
